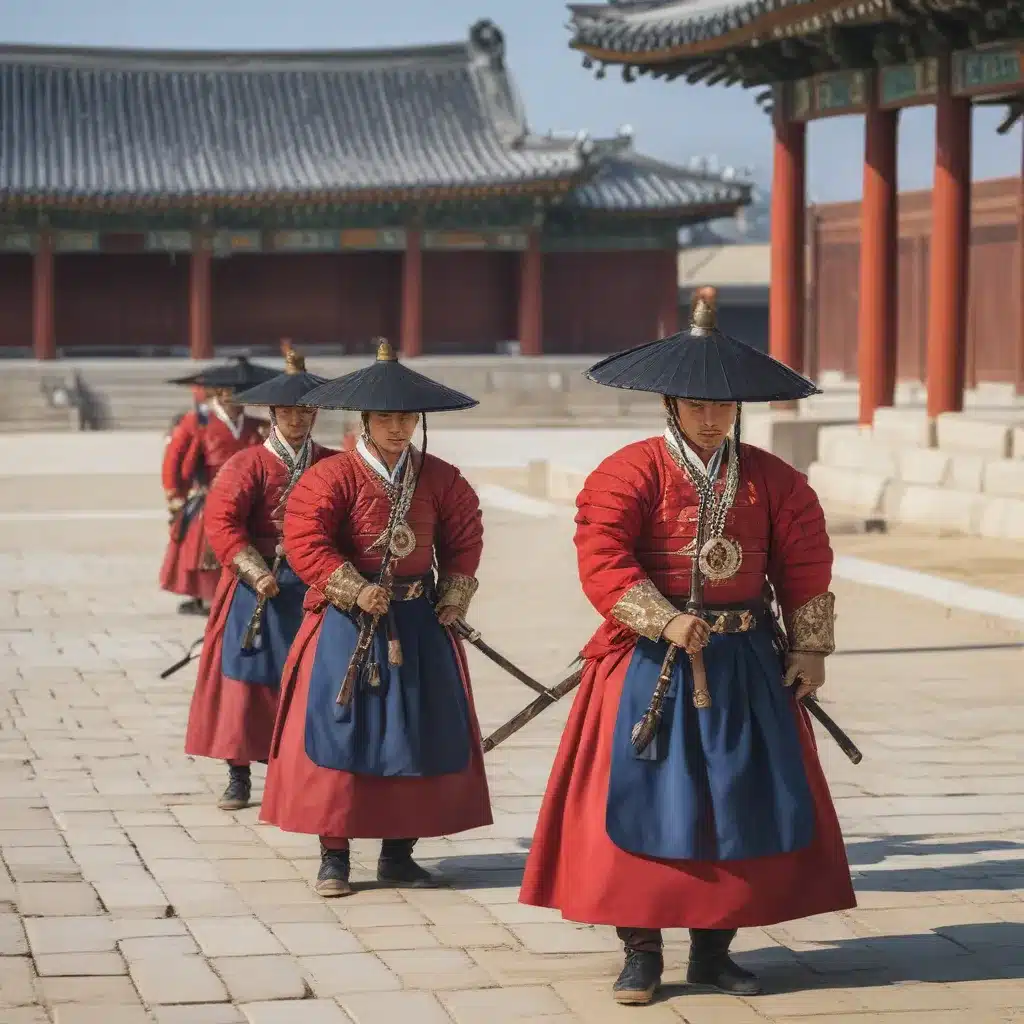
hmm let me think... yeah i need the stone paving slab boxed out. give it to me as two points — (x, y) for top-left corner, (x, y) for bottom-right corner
(0, 474), (1022, 1022)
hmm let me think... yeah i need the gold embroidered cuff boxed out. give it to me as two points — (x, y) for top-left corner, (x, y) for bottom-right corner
(323, 562), (369, 612)
(610, 579), (679, 642)
(167, 495), (185, 514)
(786, 592), (836, 655)
(232, 545), (271, 589)
(436, 574), (479, 618)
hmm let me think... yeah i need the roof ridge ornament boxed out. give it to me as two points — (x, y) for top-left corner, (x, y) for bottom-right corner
(468, 19), (505, 69)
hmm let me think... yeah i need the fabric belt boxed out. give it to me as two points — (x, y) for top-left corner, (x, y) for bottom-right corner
(369, 573), (433, 603)
(669, 599), (761, 634)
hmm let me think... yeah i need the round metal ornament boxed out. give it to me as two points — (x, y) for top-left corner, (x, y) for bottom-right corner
(388, 522), (417, 559)
(698, 536), (742, 582)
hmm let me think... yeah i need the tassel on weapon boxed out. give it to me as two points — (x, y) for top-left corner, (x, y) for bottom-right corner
(631, 499), (710, 756)
(337, 548), (398, 707)
(629, 644), (679, 753)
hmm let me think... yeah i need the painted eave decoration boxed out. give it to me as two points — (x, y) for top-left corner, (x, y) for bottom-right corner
(568, 1), (1024, 78)
(568, 1), (1024, 126)
(568, 0), (888, 62)
(0, 17), (749, 221)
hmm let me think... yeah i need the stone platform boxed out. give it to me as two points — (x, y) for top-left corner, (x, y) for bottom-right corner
(808, 409), (1024, 542)
(1, 469), (1023, 1023)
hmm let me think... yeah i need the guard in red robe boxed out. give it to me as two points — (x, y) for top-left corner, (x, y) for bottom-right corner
(261, 339), (492, 897)
(520, 289), (855, 1005)
(185, 347), (332, 810)
(160, 381), (210, 614)
(158, 358), (276, 615)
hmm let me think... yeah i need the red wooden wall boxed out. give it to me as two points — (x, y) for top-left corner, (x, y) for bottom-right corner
(542, 249), (670, 354)
(54, 254), (189, 350)
(211, 253), (402, 349)
(0, 255), (32, 350)
(422, 251), (518, 353)
(1, 244), (679, 356)
(811, 176), (1020, 385)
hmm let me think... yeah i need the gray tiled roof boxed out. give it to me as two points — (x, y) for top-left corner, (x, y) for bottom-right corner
(0, 18), (748, 219)
(569, 1), (811, 56)
(567, 136), (750, 212)
(0, 21), (586, 204)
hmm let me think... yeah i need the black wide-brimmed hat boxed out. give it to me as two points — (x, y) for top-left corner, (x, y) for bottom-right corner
(184, 356), (281, 392)
(299, 339), (478, 413)
(585, 287), (820, 403)
(166, 370), (205, 386)
(232, 344), (328, 407)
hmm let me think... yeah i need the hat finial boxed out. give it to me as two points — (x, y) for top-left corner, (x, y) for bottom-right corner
(374, 338), (397, 362)
(281, 339), (305, 374)
(689, 286), (718, 335)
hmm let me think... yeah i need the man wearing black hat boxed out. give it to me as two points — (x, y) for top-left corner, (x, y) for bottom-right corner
(520, 288), (855, 1005)
(159, 358), (277, 615)
(261, 339), (493, 897)
(184, 346), (334, 811)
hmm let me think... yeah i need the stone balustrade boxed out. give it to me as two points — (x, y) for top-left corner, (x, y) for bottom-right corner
(808, 409), (1024, 541)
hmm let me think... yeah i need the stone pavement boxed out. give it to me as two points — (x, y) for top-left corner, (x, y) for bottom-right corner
(1, 475), (1023, 1024)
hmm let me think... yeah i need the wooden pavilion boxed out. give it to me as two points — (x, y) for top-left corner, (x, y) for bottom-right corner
(568, 0), (1024, 421)
(0, 19), (750, 360)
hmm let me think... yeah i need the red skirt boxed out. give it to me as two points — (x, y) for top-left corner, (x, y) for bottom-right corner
(184, 571), (279, 763)
(519, 646), (857, 930)
(159, 509), (220, 602)
(260, 603), (493, 839)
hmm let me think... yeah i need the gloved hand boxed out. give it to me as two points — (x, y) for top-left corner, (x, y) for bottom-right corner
(783, 651), (825, 702)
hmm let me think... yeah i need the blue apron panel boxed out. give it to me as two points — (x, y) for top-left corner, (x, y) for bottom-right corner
(607, 626), (815, 862)
(304, 598), (471, 778)
(221, 563), (306, 687)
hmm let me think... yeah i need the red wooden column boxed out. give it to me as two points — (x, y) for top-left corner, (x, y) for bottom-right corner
(657, 246), (679, 337)
(400, 228), (423, 358)
(517, 228), (543, 356)
(189, 231), (213, 360)
(32, 230), (56, 360)
(925, 65), (971, 418)
(1017, 130), (1024, 396)
(769, 112), (807, 378)
(857, 99), (899, 426)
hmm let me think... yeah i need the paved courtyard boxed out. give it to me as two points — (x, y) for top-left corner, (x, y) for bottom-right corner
(1, 469), (1023, 1023)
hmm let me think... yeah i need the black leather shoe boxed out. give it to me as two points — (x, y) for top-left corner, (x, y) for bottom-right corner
(377, 838), (439, 887)
(177, 598), (205, 616)
(217, 764), (251, 811)
(613, 948), (663, 1005)
(686, 929), (762, 995)
(315, 845), (352, 898)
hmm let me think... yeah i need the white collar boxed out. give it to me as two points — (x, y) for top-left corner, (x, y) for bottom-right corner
(664, 427), (727, 481)
(210, 398), (244, 440)
(264, 426), (300, 463)
(357, 436), (409, 485)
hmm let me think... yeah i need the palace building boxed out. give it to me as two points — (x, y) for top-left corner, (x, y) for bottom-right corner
(0, 19), (749, 360)
(568, 1), (1024, 420)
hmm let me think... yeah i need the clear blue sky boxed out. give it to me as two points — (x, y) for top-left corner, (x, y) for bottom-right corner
(3, 0), (1020, 202)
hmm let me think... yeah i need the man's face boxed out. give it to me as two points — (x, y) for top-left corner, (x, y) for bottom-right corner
(672, 398), (737, 452)
(365, 411), (420, 458)
(273, 406), (317, 447)
(213, 388), (241, 417)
